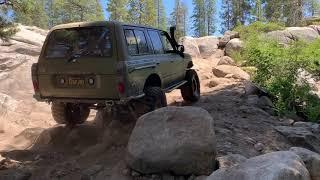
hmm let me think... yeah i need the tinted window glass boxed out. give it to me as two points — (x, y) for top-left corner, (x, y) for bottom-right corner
(160, 32), (174, 52)
(45, 27), (112, 59)
(148, 30), (164, 54)
(134, 30), (149, 54)
(125, 29), (138, 55)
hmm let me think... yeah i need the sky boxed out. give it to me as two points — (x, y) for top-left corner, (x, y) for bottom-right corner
(99, 0), (223, 36)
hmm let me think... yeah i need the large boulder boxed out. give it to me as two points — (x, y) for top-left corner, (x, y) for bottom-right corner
(286, 27), (319, 42)
(290, 147), (320, 180)
(10, 25), (46, 47)
(225, 38), (243, 56)
(181, 37), (201, 58)
(217, 154), (247, 169)
(217, 56), (236, 66)
(266, 30), (295, 44)
(266, 27), (320, 44)
(218, 31), (240, 48)
(212, 65), (250, 80)
(126, 106), (217, 175)
(195, 36), (219, 59)
(207, 151), (310, 180)
(274, 126), (320, 153)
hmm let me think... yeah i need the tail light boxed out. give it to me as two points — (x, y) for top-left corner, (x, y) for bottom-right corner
(31, 63), (39, 92)
(117, 82), (125, 94)
(32, 80), (39, 91)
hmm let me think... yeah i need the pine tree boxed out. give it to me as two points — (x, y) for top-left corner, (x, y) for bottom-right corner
(107, 0), (128, 22)
(144, 0), (157, 26)
(306, 0), (320, 16)
(155, 0), (167, 30)
(206, 0), (216, 35)
(49, 0), (104, 27)
(231, 0), (251, 26)
(192, 0), (206, 37)
(170, 0), (188, 38)
(128, 0), (144, 24)
(220, 0), (233, 33)
(265, 0), (285, 23)
(252, 0), (264, 21)
(2, 0), (49, 29)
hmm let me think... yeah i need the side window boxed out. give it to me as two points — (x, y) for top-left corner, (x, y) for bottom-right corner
(148, 30), (164, 54)
(124, 29), (138, 55)
(160, 32), (174, 52)
(134, 30), (149, 54)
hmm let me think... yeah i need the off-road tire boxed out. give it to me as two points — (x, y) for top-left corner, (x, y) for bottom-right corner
(181, 69), (200, 102)
(144, 87), (167, 112)
(51, 102), (90, 125)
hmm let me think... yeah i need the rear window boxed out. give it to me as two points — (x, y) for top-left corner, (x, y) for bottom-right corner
(45, 27), (112, 59)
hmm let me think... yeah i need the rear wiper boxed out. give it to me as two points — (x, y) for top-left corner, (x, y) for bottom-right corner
(67, 53), (81, 62)
(67, 48), (89, 62)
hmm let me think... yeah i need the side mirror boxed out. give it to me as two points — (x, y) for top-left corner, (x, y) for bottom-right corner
(177, 45), (184, 53)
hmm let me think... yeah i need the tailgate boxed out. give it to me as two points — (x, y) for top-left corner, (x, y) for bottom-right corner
(36, 25), (120, 100)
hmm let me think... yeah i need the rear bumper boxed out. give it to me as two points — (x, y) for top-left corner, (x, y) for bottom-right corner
(33, 93), (145, 105)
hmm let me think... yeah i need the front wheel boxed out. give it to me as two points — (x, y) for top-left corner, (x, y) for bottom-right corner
(51, 102), (90, 125)
(181, 69), (201, 102)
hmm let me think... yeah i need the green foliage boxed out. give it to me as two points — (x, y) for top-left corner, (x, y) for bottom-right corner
(236, 23), (320, 121)
(107, 0), (128, 22)
(49, 0), (104, 27)
(169, 0), (188, 38)
(0, 15), (17, 41)
(127, 0), (158, 26)
(156, 0), (167, 30)
(234, 21), (284, 40)
(192, 0), (206, 37)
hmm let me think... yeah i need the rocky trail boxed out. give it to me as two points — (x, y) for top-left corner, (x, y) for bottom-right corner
(0, 25), (320, 180)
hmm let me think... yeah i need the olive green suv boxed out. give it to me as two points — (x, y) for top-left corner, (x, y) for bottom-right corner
(32, 21), (200, 125)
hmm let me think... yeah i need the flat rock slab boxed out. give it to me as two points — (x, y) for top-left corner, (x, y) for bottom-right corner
(275, 126), (320, 153)
(207, 151), (310, 180)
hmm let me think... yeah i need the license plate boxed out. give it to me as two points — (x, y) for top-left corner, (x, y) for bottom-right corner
(68, 77), (85, 87)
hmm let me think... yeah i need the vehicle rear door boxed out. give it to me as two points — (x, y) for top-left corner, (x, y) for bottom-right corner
(37, 25), (119, 100)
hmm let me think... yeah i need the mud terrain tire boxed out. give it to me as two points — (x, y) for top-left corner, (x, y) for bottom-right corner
(51, 102), (90, 125)
(144, 87), (167, 112)
(181, 69), (200, 102)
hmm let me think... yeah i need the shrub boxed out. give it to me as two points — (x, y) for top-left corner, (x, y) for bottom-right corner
(234, 21), (284, 40)
(235, 22), (320, 122)
(0, 15), (17, 41)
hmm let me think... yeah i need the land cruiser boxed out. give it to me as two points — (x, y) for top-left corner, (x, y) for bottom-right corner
(31, 21), (200, 125)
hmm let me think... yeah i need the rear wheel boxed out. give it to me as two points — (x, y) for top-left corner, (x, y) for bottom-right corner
(181, 69), (200, 102)
(51, 102), (90, 125)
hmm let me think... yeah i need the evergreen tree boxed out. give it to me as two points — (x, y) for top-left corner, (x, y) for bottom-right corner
(155, 0), (167, 30)
(192, 0), (206, 37)
(107, 0), (128, 22)
(49, 0), (104, 27)
(220, 0), (233, 33)
(206, 0), (216, 35)
(305, 0), (320, 16)
(231, 0), (251, 26)
(144, 0), (157, 26)
(170, 0), (188, 38)
(265, 0), (283, 23)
